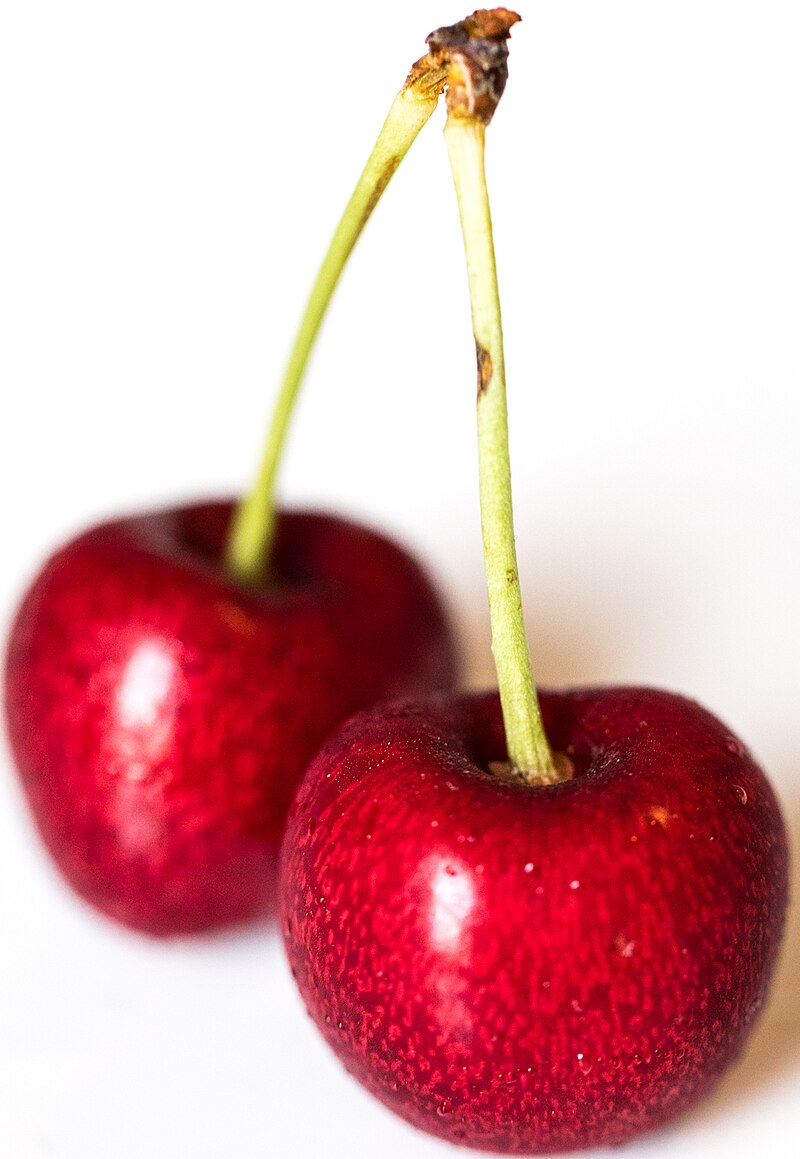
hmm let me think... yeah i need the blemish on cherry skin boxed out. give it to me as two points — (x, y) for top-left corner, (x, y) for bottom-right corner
(647, 805), (671, 828)
(613, 935), (636, 958)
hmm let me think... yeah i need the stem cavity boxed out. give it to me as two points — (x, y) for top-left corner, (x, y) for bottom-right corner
(437, 11), (564, 786)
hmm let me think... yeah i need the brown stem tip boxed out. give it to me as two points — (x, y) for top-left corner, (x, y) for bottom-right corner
(426, 8), (521, 124)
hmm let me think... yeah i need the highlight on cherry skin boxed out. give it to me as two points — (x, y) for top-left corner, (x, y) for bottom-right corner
(279, 689), (788, 1154)
(4, 501), (456, 934)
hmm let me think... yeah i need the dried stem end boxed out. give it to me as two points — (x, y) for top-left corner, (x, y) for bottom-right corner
(426, 8), (521, 124)
(403, 54), (449, 99)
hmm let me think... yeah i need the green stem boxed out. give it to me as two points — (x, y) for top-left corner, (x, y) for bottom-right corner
(225, 63), (446, 584)
(444, 116), (559, 786)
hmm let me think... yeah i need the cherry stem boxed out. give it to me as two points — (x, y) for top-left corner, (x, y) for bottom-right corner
(438, 13), (561, 785)
(224, 57), (447, 585)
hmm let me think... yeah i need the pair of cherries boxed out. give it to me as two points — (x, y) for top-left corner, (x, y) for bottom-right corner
(4, 10), (787, 1155)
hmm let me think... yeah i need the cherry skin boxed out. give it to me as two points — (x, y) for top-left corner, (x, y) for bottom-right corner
(4, 500), (456, 935)
(280, 688), (788, 1153)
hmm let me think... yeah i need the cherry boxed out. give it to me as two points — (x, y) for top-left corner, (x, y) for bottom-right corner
(279, 10), (788, 1150)
(280, 689), (788, 1152)
(3, 41), (457, 934)
(5, 501), (454, 934)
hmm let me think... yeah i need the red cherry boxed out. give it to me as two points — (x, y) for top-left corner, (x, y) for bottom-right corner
(4, 500), (455, 935)
(280, 688), (788, 1153)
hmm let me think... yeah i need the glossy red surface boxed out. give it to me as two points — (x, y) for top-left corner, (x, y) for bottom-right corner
(4, 501), (456, 934)
(280, 688), (788, 1153)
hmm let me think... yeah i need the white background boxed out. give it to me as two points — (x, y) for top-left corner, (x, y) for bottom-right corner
(1, 2), (799, 1156)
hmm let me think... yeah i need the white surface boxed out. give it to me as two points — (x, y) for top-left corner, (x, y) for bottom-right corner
(1, 2), (798, 1156)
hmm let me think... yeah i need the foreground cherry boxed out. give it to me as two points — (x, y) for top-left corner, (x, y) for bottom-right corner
(280, 688), (788, 1151)
(281, 10), (788, 1150)
(5, 501), (454, 934)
